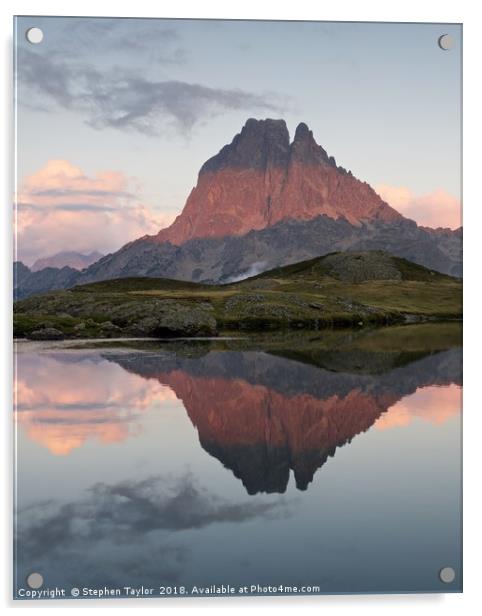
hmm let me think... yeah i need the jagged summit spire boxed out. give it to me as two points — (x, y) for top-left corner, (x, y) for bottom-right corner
(200, 117), (339, 174)
(294, 121), (311, 139)
(291, 121), (336, 167)
(200, 117), (290, 174)
(243, 117), (288, 131)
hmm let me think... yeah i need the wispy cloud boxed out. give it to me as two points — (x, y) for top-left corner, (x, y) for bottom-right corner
(15, 352), (174, 454)
(19, 473), (287, 546)
(30, 188), (135, 199)
(16, 473), (292, 587)
(18, 47), (283, 135)
(15, 159), (172, 265)
(375, 384), (461, 431)
(375, 184), (461, 229)
(50, 18), (187, 65)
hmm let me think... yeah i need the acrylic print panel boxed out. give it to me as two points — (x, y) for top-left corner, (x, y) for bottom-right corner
(13, 16), (462, 600)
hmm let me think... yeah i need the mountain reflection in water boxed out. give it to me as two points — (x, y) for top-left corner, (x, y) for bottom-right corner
(15, 325), (462, 494)
(14, 324), (462, 594)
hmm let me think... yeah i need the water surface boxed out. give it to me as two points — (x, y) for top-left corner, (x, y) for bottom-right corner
(14, 325), (462, 597)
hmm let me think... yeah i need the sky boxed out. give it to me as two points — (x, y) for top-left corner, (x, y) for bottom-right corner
(14, 17), (462, 265)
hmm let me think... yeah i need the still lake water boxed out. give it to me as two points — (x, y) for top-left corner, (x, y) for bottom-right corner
(14, 325), (462, 598)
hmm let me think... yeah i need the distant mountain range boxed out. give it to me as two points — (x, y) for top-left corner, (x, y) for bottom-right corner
(14, 252), (103, 300)
(14, 119), (462, 299)
(31, 251), (104, 272)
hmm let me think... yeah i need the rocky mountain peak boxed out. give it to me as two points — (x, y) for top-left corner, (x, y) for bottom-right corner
(291, 122), (336, 167)
(153, 118), (403, 245)
(200, 117), (290, 174)
(293, 121), (311, 139)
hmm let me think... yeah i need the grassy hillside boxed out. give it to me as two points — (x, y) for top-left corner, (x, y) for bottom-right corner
(14, 251), (462, 339)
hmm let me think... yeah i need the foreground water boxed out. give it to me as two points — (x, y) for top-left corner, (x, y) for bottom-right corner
(14, 325), (462, 598)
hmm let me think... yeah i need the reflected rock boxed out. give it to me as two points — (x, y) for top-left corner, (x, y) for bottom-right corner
(110, 345), (461, 494)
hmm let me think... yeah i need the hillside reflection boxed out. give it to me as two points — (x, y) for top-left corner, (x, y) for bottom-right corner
(15, 324), (462, 493)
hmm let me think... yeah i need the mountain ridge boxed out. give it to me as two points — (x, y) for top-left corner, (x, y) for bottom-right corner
(31, 251), (104, 272)
(77, 214), (462, 286)
(152, 118), (402, 245)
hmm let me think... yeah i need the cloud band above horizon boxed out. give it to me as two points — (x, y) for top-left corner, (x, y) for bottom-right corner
(15, 160), (174, 266)
(376, 184), (461, 230)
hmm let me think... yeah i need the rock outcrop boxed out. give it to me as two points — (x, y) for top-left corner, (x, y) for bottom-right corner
(153, 118), (401, 245)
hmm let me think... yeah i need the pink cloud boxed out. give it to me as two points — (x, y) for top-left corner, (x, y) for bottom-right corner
(375, 184), (461, 229)
(15, 160), (175, 265)
(375, 384), (461, 431)
(15, 353), (177, 455)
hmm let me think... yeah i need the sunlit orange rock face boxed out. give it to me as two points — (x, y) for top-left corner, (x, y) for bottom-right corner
(146, 370), (397, 494)
(153, 119), (402, 245)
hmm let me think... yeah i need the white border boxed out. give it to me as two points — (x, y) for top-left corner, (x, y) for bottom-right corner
(2, 1), (481, 615)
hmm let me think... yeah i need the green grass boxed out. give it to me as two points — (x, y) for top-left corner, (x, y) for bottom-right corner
(314, 280), (461, 317)
(72, 276), (214, 293)
(13, 251), (462, 339)
(13, 313), (102, 338)
(249, 251), (453, 283)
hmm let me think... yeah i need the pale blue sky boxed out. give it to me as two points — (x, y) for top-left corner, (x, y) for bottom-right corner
(14, 17), (462, 261)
